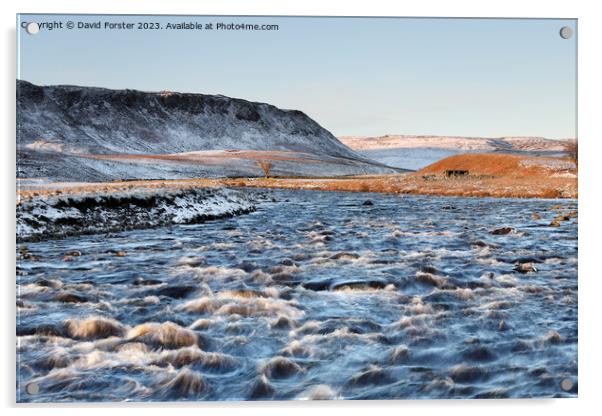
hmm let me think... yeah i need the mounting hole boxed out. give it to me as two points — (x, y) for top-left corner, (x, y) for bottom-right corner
(559, 26), (573, 39)
(560, 378), (573, 391)
(25, 22), (40, 35)
(25, 382), (39, 395)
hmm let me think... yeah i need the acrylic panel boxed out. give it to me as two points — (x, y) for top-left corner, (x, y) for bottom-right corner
(16, 15), (578, 402)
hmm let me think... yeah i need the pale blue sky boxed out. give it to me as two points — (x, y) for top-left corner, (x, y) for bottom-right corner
(17, 15), (577, 139)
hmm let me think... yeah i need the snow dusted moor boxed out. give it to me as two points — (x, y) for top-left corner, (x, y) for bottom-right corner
(17, 80), (398, 181)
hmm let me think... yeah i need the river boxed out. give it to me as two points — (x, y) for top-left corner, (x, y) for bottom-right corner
(16, 189), (578, 401)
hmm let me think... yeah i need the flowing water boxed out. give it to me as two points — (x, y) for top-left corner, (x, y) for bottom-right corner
(16, 190), (578, 402)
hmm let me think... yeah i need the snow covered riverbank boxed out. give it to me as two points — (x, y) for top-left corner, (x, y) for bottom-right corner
(16, 187), (257, 242)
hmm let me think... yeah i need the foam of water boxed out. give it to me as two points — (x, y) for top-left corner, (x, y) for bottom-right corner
(16, 190), (577, 401)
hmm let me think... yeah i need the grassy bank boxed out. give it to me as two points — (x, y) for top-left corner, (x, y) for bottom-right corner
(17, 153), (577, 201)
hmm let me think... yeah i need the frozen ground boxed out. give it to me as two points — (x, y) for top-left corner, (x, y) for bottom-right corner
(16, 187), (257, 241)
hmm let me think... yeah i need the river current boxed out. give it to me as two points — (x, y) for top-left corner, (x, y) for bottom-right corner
(16, 190), (578, 401)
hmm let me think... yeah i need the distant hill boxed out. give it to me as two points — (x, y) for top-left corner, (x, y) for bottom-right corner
(339, 135), (573, 152)
(338, 135), (574, 170)
(17, 80), (399, 181)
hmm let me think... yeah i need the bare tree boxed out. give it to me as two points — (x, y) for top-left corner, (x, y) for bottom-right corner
(256, 160), (273, 178)
(564, 139), (578, 166)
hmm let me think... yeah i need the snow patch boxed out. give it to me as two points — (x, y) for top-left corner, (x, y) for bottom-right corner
(16, 187), (256, 241)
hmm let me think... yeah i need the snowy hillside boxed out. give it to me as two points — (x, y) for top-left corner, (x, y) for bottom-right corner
(17, 80), (398, 181)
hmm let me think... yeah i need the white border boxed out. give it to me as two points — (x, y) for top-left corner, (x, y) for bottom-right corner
(2, 1), (601, 415)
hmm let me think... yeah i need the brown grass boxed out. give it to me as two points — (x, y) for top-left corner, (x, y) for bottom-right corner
(217, 175), (576, 199)
(17, 153), (577, 202)
(419, 153), (573, 177)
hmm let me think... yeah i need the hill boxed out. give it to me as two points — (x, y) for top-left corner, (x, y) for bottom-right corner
(418, 153), (576, 178)
(17, 80), (399, 181)
(338, 135), (574, 170)
(339, 135), (572, 152)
